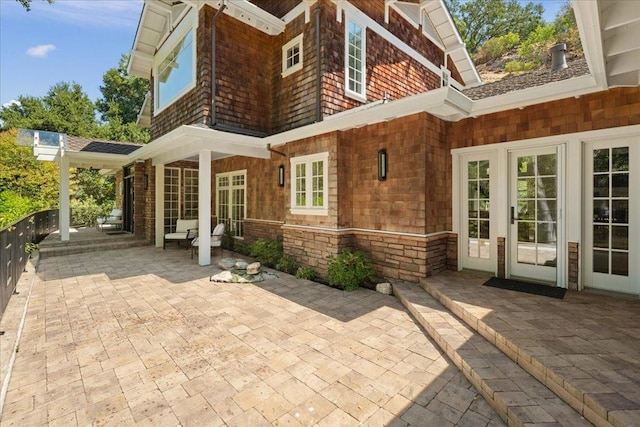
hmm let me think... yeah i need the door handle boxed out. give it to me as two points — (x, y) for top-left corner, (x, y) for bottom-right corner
(510, 206), (520, 224)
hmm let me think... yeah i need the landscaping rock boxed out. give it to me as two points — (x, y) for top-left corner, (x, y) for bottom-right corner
(218, 258), (238, 270)
(376, 282), (392, 295)
(234, 260), (249, 270)
(246, 262), (261, 275)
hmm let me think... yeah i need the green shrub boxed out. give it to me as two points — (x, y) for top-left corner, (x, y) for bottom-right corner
(275, 255), (300, 275)
(234, 242), (252, 256)
(516, 24), (557, 66)
(250, 238), (283, 268)
(327, 249), (375, 292)
(296, 267), (317, 281)
(70, 197), (106, 226)
(504, 60), (538, 72)
(475, 33), (520, 63)
(221, 225), (235, 251)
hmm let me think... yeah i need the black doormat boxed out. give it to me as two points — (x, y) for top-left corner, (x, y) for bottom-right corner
(106, 231), (128, 236)
(483, 277), (566, 299)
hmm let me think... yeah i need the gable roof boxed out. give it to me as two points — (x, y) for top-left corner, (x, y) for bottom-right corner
(463, 58), (590, 100)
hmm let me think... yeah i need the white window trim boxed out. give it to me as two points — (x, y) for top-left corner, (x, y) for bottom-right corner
(345, 17), (367, 103)
(282, 34), (304, 77)
(290, 152), (329, 216)
(215, 169), (247, 238)
(153, 10), (197, 116)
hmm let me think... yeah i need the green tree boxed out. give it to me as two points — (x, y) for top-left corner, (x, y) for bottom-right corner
(15, 0), (53, 11)
(0, 82), (97, 137)
(96, 55), (150, 125)
(0, 129), (59, 227)
(445, 0), (544, 54)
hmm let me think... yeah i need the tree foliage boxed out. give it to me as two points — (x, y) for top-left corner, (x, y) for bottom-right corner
(0, 129), (59, 227)
(15, 0), (53, 11)
(0, 82), (97, 136)
(445, 0), (544, 54)
(96, 55), (150, 125)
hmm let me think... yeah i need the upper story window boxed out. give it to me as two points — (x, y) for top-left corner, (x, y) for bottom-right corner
(441, 66), (451, 87)
(154, 14), (196, 115)
(290, 152), (329, 216)
(345, 19), (366, 102)
(282, 34), (303, 77)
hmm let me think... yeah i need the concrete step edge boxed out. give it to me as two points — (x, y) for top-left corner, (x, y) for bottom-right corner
(420, 280), (616, 427)
(393, 282), (596, 427)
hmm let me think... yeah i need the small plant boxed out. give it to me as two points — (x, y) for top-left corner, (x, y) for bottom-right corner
(327, 249), (375, 292)
(234, 242), (252, 256)
(25, 242), (38, 254)
(250, 238), (283, 268)
(275, 255), (300, 275)
(296, 266), (317, 281)
(221, 225), (235, 251)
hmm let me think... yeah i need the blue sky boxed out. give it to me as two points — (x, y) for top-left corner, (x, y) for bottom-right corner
(0, 0), (142, 107)
(0, 0), (567, 108)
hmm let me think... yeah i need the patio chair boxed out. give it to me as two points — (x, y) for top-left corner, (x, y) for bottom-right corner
(191, 223), (225, 259)
(97, 209), (123, 231)
(163, 219), (198, 249)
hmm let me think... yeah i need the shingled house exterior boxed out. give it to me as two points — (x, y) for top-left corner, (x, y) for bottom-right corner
(108, 0), (639, 295)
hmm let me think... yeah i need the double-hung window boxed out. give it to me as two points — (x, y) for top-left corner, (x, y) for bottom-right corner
(345, 19), (366, 102)
(282, 34), (303, 77)
(290, 153), (328, 215)
(154, 12), (196, 114)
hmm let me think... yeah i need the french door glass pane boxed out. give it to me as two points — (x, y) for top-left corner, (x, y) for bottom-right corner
(515, 154), (557, 267)
(591, 146), (629, 276)
(467, 160), (490, 259)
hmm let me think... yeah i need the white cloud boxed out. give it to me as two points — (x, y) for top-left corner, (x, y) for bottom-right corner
(26, 44), (56, 58)
(2, 100), (21, 109)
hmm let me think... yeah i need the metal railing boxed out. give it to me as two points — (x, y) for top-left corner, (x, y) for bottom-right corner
(0, 209), (58, 319)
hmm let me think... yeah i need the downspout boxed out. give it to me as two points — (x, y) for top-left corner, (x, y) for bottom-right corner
(315, 3), (322, 123)
(209, 1), (227, 127)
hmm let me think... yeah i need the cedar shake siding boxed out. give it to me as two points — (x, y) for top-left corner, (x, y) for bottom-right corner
(150, 0), (448, 139)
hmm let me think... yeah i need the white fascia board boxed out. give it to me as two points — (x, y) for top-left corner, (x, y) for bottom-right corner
(131, 125), (271, 165)
(127, 4), (149, 76)
(572, 0), (607, 88)
(266, 87), (471, 146)
(470, 74), (600, 118)
(205, 0), (285, 35)
(282, 0), (317, 24)
(66, 152), (131, 170)
(332, 0), (442, 78)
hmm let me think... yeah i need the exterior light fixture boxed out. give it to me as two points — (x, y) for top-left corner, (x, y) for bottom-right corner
(378, 149), (387, 181)
(278, 165), (285, 186)
(143, 174), (149, 190)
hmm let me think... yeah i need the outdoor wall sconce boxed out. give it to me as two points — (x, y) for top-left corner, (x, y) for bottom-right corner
(378, 149), (387, 181)
(278, 165), (285, 187)
(143, 174), (149, 190)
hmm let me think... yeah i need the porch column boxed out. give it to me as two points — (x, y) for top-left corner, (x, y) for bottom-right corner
(59, 155), (70, 241)
(155, 165), (164, 248)
(198, 150), (212, 266)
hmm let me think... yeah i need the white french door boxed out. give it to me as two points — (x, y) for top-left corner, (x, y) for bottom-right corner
(584, 139), (638, 294)
(509, 146), (562, 284)
(460, 152), (497, 271)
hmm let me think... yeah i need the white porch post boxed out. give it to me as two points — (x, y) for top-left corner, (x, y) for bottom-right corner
(155, 165), (165, 248)
(198, 150), (212, 265)
(59, 155), (70, 241)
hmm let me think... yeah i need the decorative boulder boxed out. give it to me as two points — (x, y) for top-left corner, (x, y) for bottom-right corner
(218, 258), (238, 270)
(376, 282), (392, 295)
(246, 262), (261, 275)
(234, 260), (249, 270)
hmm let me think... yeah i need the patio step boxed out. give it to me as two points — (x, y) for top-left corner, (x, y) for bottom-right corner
(419, 278), (633, 427)
(393, 282), (592, 427)
(39, 236), (149, 258)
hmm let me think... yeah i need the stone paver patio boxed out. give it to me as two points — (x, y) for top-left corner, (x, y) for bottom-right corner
(0, 246), (505, 426)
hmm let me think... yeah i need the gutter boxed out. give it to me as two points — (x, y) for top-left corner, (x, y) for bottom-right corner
(209, 1), (227, 127)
